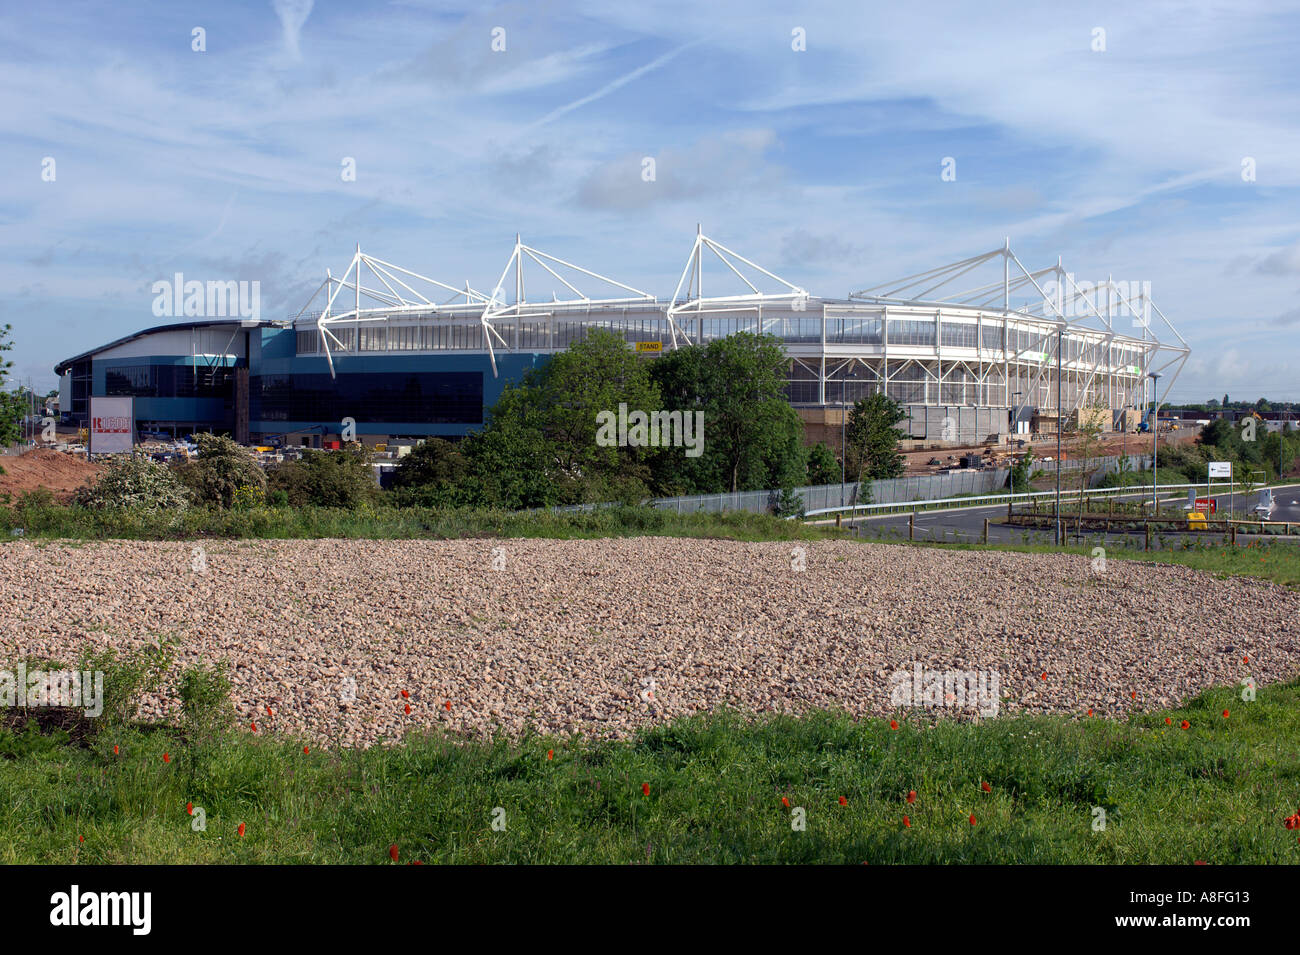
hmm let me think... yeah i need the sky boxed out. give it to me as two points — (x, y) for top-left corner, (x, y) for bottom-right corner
(3, 0), (1300, 403)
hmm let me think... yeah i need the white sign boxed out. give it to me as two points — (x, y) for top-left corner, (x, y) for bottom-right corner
(89, 396), (134, 454)
(1208, 461), (1232, 479)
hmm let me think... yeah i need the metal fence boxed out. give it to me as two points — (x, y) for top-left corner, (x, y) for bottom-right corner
(648, 453), (1155, 515)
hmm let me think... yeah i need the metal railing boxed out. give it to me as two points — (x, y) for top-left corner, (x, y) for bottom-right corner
(803, 482), (1259, 519)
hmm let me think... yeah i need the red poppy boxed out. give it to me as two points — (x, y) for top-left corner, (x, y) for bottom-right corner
(838, 796), (848, 806)
(1164, 717), (1172, 725)
(1243, 655), (1249, 663)
(444, 701), (451, 711)
(250, 722), (257, 733)
(1041, 673), (1047, 681)
(1087, 708), (1093, 716)
(889, 719), (898, 730)
(186, 802), (193, 815)
(1283, 813), (1300, 830)
(389, 844), (400, 862)
(903, 815), (911, 828)
(265, 705), (273, 717)
(781, 797), (790, 808)
(906, 790), (916, 804)
(78, 835), (84, 844)
(547, 749), (554, 760)
(162, 752), (170, 763)
(237, 823), (246, 837)
(303, 746), (310, 754)
(981, 781), (992, 793)
(1130, 691), (1137, 699)
(969, 814), (977, 826)
(113, 745), (119, 755)
(1180, 720), (1190, 729)
(1222, 709), (1229, 718)
(404, 703), (411, 715)
(401, 689), (409, 699)
(642, 783), (650, 796)
(1193, 860), (1207, 865)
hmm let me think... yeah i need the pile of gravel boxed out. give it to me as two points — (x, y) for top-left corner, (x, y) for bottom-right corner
(3, 538), (1295, 747)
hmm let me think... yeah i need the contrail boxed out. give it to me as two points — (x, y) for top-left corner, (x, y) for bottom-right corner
(519, 41), (698, 136)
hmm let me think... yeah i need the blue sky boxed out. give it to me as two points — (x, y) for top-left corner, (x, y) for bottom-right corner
(4, 0), (1300, 402)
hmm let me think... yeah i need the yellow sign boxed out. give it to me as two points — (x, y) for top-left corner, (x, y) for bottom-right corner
(635, 341), (663, 353)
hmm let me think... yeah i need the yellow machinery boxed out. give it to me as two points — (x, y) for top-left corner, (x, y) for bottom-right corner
(1186, 510), (1208, 530)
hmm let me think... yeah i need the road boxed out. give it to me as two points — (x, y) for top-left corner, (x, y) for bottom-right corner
(840, 484), (1300, 548)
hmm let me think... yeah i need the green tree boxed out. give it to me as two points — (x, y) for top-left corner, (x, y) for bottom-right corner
(805, 441), (839, 485)
(0, 324), (27, 446)
(844, 392), (905, 481)
(649, 333), (806, 493)
(391, 438), (467, 489)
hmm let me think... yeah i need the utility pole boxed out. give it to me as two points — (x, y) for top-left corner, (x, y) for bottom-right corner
(840, 369), (857, 508)
(1055, 328), (1062, 545)
(1149, 372), (1162, 519)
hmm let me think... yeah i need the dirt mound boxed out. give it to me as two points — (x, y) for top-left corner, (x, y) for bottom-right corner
(0, 448), (102, 502)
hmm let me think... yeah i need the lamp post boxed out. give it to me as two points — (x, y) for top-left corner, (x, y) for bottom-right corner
(1149, 371), (1162, 518)
(840, 369), (858, 508)
(1055, 328), (1062, 546)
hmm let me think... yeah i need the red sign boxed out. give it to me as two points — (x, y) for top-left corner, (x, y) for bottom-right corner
(92, 416), (131, 433)
(1195, 497), (1216, 513)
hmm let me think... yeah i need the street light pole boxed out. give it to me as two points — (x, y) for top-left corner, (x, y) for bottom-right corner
(1055, 329), (1062, 546)
(840, 370), (857, 508)
(1149, 372), (1162, 518)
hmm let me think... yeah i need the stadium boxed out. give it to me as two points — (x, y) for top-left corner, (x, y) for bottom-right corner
(54, 229), (1189, 449)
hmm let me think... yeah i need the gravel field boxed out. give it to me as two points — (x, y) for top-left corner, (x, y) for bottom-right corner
(3, 538), (1297, 747)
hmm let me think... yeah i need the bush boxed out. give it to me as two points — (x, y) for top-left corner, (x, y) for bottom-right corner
(73, 457), (191, 513)
(267, 443), (378, 508)
(174, 434), (267, 508)
(78, 639), (176, 729)
(177, 660), (236, 744)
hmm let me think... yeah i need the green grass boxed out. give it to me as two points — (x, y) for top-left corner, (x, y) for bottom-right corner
(0, 502), (834, 543)
(2, 683), (1298, 864)
(911, 536), (1300, 589)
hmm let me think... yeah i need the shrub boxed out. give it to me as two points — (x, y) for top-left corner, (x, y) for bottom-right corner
(73, 456), (191, 512)
(267, 443), (377, 508)
(177, 660), (236, 744)
(174, 434), (267, 508)
(78, 638), (176, 729)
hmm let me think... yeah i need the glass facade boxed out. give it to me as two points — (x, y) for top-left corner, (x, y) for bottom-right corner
(104, 362), (235, 399)
(250, 371), (483, 424)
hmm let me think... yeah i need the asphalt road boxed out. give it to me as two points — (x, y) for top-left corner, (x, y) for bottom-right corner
(842, 485), (1300, 548)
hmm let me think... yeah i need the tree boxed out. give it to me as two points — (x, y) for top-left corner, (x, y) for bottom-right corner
(805, 441), (839, 485)
(1009, 448), (1035, 492)
(649, 333), (806, 493)
(844, 392), (905, 481)
(0, 324), (27, 446)
(391, 438), (468, 490)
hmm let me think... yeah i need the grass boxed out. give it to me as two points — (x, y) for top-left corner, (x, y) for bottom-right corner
(2, 682), (1298, 864)
(0, 502), (836, 543)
